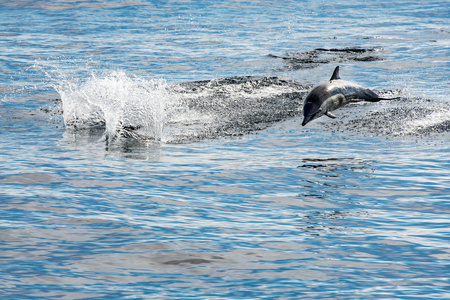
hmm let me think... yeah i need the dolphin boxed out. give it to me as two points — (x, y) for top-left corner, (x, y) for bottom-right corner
(302, 66), (396, 126)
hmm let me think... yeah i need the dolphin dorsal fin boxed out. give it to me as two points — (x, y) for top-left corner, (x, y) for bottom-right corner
(330, 66), (340, 81)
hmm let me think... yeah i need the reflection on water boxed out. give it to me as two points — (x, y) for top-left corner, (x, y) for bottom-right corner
(60, 128), (163, 160)
(1, 135), (450, 299)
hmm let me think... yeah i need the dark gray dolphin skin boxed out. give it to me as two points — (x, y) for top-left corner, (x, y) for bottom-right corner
(302, 66), (395, 126)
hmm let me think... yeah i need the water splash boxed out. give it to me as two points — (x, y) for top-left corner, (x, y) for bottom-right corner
(51, 70), (306, 144)
(54, 71), (173, 142)
(47, 67), (450, 146)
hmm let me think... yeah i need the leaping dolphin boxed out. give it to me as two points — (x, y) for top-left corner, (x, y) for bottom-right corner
(302, 66), (397, 126)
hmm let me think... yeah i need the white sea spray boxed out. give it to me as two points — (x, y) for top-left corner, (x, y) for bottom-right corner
(53, 70), (175, 142)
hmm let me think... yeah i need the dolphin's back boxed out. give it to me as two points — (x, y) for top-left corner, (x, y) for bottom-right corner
(329, 80), (380, 102)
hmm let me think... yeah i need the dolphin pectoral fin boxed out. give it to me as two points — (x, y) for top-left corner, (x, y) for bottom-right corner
(319, 94), (347, 113)
(324, 111), (336, 119)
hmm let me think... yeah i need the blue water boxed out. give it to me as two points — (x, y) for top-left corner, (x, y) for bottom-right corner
(1, 1), (450, 299)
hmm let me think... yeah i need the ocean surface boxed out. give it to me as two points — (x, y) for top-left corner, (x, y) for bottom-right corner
(1, 0), (449, 299)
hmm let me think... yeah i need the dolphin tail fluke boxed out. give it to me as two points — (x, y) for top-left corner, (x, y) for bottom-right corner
(330, 66), (340, 81)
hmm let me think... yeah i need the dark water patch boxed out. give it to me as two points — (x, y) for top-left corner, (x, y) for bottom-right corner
(304, 210), (355, 220)
(170, 76), (307, 142)
(319, 98), (450, 138)
(268, 47), (385, 70)
(298, 158), (369, 171)
(417, 120), (450, 135)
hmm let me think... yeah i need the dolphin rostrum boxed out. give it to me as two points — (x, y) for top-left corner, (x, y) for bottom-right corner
(302, 66), (397, 126)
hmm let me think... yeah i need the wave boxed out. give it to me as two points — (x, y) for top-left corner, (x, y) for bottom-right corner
(50, 70), (450, 145)
(53, 72), (307, 144)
